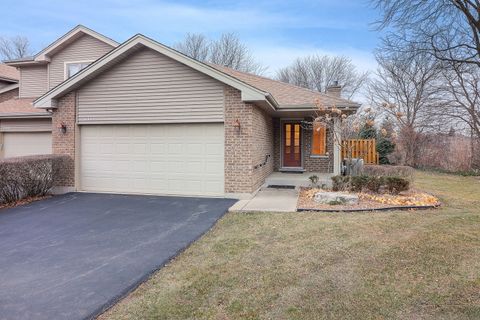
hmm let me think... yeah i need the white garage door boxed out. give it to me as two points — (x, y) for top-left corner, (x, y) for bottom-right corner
(80, 123), (224, 196)
(3, 132), (52, 158)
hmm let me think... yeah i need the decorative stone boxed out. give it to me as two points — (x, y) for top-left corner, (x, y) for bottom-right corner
(314, 192), (359, 205)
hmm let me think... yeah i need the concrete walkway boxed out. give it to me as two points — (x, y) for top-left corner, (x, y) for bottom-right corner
(229, 188), (298, 212)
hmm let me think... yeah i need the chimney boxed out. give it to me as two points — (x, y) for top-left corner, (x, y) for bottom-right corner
(326, 81), (342, 98)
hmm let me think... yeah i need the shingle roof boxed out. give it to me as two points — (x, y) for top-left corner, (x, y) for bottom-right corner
(0, 64), (19, 82)
(208, 64), (360, 109)
(0, 98), (50, 116)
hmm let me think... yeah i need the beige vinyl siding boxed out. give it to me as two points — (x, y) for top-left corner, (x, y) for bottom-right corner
(0, 118), (52, 132)
(77, 48), (225, 124)
(19, 65), (48, 98)
(49, 34), (114, 89)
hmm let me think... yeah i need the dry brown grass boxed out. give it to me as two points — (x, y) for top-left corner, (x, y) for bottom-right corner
(99, 171), (480, 320)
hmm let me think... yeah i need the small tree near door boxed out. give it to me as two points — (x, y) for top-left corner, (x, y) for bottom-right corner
(303, 100), (380, 175)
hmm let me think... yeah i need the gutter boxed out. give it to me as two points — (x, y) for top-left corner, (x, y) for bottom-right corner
(0, 112), (52, 119)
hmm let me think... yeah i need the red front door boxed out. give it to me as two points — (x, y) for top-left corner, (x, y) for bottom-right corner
(283, 122), (302, 167)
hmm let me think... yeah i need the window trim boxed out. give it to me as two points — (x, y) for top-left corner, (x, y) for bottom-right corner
(64, 60), (94, 80)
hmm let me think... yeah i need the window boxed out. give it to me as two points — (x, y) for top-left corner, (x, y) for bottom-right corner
(65, 62), (91, 78)
(311, 122), (327, 155)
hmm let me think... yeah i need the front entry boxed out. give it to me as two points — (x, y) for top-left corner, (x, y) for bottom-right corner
(282, 122), (302, 168)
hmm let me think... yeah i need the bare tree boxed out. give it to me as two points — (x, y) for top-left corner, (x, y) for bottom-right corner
(209, 33), (266, 74)
(173, 33), (209, 62)
(276, 55), (369, 99)
(174, 32), (266, 74)
(373, 0), (480, 169)
(372, 0), (480, 66)
(0, 36), (31, 60)
(368, 47), (443, 167)
(439, 63), (480, 139)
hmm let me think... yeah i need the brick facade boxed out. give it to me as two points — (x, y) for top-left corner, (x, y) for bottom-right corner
(0, 88), (18, 103)
(52, 92), (77, 187)
(224, 86), (274, 194)
(273, 118), (334, 173)
(303, 124), (334, 172)
(251, 103), (274, 191)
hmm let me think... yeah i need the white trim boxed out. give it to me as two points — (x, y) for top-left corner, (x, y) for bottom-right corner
(0, 83), (19, 95)
(333, 117), (342, 176)
(34, 35), (273, 109)
(64, 60), (94, 80)
(35, 25), (118, 62)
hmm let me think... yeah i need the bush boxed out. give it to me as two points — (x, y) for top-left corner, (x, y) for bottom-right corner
(0, 155), (69, 205)
(361, 165), (414, 181)
(350, 175), (370, 192)
(330, 174), (410, 194)
(331, 175), (351, 191)
(365, 176), (385, 193)
(384, 176), (410, 194)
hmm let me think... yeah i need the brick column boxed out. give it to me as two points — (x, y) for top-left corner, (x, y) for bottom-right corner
(52, 92), (77, 188)
(224, 86), (254, 194)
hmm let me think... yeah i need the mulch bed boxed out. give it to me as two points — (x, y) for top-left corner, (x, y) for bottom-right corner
(0, 195), (51, 211)
(297, 187), (440, 212)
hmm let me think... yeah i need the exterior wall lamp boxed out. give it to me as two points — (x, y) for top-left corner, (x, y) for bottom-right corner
(233, 119), (241, 131)
(59, 122), (67, 134)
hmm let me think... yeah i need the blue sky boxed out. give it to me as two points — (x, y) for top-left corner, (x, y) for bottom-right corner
(3, 0), (381, 77)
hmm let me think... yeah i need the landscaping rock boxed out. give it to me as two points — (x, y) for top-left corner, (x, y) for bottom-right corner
(314, 192), (359, 205)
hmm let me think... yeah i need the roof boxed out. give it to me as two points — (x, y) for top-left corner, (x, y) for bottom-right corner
(0, 64), (19, 82)
(32, 33), (360, 111)
(4, 25), (118, 66)
(209, 64), (360, 109)
(0, 98), (51, 118)
(34, 34), (271, 109)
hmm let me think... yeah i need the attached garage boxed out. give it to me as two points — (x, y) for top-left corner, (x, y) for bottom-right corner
(0, 118), (52, 158)
(3, 132), (52, 158)
(80, 123), (224, 196)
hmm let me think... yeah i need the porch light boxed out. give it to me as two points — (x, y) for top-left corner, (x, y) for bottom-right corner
(59, 122), (67, 134)
(233, 119), (241, 131)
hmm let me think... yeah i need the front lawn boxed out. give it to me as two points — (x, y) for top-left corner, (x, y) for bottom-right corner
(100, 171), (480, 320)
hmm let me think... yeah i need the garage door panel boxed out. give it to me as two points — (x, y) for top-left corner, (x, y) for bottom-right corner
(3, 132), (52, 158)
(80, 123), (224, 196)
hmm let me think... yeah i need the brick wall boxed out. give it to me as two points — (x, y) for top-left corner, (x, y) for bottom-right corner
(52, 92), (76, 187)
(251, 104), (274, 191)
(224, 86), (274, 194)
(303, 125), (334, 172)
(273, 118), (334, 173)
(0, 88), (18, 103)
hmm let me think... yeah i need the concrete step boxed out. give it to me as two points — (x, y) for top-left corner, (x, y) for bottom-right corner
(264, 172), (333, 189)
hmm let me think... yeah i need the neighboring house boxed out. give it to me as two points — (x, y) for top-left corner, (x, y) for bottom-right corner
(0, 64), (20, 103)
(0, 63), (52, 158)
(10, 25), (360, 198)
(1, 25), (118, 159)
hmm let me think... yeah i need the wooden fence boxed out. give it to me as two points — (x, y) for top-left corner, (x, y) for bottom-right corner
(342, 139), (379, 164)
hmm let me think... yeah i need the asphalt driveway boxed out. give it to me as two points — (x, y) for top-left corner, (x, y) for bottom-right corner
(0, 193), (236, 320)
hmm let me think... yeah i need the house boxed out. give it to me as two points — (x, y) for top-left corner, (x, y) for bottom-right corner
(8, 25), (360, 198)
(0, 64), (52, 158)
(0, 64), (20, 103)
(1, 26), (118, 159)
